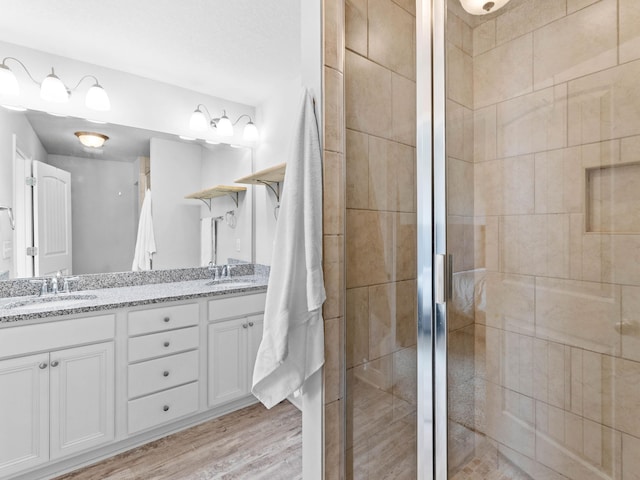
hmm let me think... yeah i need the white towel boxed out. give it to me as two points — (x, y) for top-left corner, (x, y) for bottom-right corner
(251, 89), (326, 409)
(131, 189), (157, 271)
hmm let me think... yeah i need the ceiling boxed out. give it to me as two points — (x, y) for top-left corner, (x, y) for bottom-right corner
(0, 0), (301, 106)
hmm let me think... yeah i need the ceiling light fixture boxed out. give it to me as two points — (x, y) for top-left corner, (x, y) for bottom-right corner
(74, 131), (109, 148)
(0, 57), (111, 111)
(189, 104), (259, 142)
(459, 0), (511, 14)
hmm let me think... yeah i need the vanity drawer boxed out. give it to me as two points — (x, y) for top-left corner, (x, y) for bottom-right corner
(128, 382), (199, 434)
(128, 303), (199, 336)
(128, 350), (199, 399)
(208, 293), (266, 321)
(128, 326), (198, 363)
(0, 315), (115, 359)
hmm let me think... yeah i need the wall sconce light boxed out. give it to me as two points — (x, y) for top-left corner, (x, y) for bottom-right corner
(0, 57), (111, 111)
(74, 131), (109, 148)
(189, 104), (259, 142)
(459, 0), (511, 14)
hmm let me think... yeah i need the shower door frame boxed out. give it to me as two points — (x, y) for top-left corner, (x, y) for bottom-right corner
(416, 0), (448, 479)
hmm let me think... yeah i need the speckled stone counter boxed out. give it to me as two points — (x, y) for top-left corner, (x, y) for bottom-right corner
(0, 275), (268, 324)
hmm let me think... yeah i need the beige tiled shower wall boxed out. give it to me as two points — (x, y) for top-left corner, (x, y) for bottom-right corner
(344, 0), (417, 478)
(448, 0), (640, 478)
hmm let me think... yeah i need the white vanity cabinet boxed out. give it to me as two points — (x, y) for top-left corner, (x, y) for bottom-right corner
(0, 316), (115, 479)
(207, 294), (265, 407)
(126, 303), (200, 435)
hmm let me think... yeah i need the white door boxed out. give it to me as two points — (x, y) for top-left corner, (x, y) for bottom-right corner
(247, 314), (264, 386)
(208, 318), (248, 407)
(49, 342), (115, 460)
(12, 142), (34, 278)
(0, 353), (49, 477)
(33, 161), (72, 277)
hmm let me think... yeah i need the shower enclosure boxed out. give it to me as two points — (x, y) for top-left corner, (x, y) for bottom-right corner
(345, 0), (640, 478)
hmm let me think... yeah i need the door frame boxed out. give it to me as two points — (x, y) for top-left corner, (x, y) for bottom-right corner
(416, 0), (448, 479)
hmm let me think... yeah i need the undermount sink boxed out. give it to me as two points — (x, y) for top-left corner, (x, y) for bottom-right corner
(205, 280), (255, 288)
(1, 294), (99, 310)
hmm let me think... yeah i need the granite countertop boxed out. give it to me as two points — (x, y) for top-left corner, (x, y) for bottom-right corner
(0, 275), (268, 324)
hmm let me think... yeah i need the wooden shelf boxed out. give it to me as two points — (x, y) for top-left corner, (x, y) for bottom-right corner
(234, 163), (286, 186)
(185, 185), (246, 209)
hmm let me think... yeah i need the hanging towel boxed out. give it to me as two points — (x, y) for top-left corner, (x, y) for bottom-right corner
(131, 189), (157, 271)
(251, 89), (326, 409)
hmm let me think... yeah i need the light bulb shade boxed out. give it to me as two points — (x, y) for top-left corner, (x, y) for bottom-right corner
(189, 108), (209, 131)
(216, 115), (234, 137)
(40, 72), (68, 103)
(74, 131), (108, 148)
(243, 121), (259, 142)
(85, 84), (111, 111)
(459, 0), (511, 14)
(0, 64), (19, 96)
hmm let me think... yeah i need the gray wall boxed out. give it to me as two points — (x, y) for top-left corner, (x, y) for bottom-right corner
(47, 154), (137, 275)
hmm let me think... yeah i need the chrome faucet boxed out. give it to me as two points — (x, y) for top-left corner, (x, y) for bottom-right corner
(30, 279), (48, 296)
(62, 276), (79, 293)
(51, 272), (60, 295)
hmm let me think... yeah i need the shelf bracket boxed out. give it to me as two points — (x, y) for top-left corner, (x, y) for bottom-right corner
(257, 180), (281, 203)
(225, 192), (240, 208)
(197, 198), (212, 211)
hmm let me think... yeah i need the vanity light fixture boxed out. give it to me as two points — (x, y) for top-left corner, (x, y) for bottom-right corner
(74, 131), (109, 148)
(459, 0), (511, 14)
(0, 57), (111, 111)
(189, 104), (259, 142)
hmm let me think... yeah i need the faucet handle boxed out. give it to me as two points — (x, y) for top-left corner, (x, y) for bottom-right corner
(62, 276), (80, 294)
(30, 279), (48, 296)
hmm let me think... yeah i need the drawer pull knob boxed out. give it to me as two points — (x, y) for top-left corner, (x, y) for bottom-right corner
(243, 323), (248, 329)
(163, 317), (170, 323)
(163, 341), (170, 347)
(163, 405), (170, 412)
(163, 371), (170, 377)
(249, 322), (254, 327)
(50, 360), (59, 367)
(39, 362), (48, 369)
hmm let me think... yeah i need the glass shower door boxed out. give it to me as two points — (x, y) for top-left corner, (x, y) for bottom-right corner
(439, 0), (640, 478)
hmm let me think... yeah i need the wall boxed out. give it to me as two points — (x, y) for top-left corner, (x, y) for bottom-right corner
(343, 0), (417, 477)
(47, 154), (137, 275)
(149, 138), (201, 270)
(0, 41), (256, 147)
(0, 109), (47, 278)
(254, 76), (303, 266)
(445, 0), (640, 479)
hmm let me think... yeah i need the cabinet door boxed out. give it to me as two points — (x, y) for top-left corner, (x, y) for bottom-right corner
(0, 353), (49, 477)
(49, 342), (115, 460)
(208, 318), (248, 407)
(247, 314), (264, 386)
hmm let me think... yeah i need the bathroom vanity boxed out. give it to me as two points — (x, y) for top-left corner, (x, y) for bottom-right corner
(0, 272), (268, 480)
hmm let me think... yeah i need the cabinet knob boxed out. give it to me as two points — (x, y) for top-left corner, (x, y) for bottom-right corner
(163, 341), (170, 347)
(163, 316), (170, 323)
(50, 360), (59, 367)
(163, 405), (170, 412)
(163, 371), (170, 377)
(39, 362), (48, 369)
(249, 322), (254, 327)
(242, 323), (248, 329)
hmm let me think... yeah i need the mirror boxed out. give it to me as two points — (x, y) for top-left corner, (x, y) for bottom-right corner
(0, 0), (308, 282)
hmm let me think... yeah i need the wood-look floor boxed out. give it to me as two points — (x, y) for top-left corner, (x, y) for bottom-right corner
(54, 402), (302, 480)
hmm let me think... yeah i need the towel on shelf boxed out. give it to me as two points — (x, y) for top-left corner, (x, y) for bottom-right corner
(251, 89), (326, 409)
(131, 189), (156, 271)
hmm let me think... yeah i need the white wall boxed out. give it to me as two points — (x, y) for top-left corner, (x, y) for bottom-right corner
(150, 137), (201, 270)
(200, 146), (252, 264)
(0, 109), (47, 278)
(254, 75), (304, 265)
(0, 40), (256, 147)
(47, 154), (137, 275)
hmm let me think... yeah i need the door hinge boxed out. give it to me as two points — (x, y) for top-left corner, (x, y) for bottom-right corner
(26, 246), (38, 256)
(25, 176), (36, 186)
